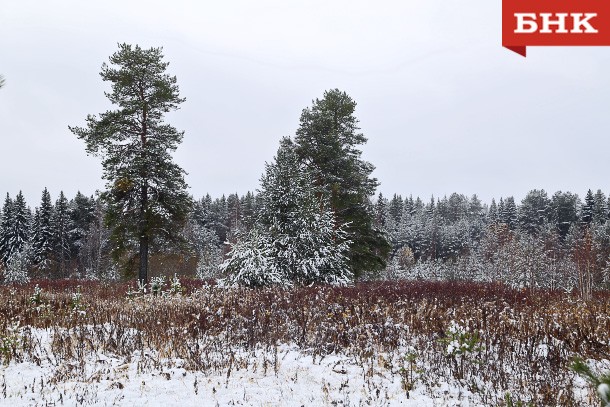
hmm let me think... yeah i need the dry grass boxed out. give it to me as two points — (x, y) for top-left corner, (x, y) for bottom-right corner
(0, 280), (608, 406)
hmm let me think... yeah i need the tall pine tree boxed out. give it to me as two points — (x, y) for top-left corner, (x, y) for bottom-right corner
(294, 89), (389, 278)
(70, 44), (191, 284)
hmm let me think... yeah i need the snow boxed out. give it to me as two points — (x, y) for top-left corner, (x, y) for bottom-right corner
(599, 383), (610, 406)
(0, 327), (485, 406)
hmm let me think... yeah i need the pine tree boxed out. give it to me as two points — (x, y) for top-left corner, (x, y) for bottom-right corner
(70, 43), (191, 285)
(294, 89), (389, 278)
(31, 188), (54, 269)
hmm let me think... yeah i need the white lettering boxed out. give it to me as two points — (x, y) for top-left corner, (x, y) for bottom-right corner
(514, 13), (538, 33)
(540, 13), (569, 33)
(571, 13), (598, 33)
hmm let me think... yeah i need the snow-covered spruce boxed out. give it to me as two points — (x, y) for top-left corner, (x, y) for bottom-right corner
(3, 244), (32, 284)
(221, 137), (352, 287)
(192, 224), (223, 280)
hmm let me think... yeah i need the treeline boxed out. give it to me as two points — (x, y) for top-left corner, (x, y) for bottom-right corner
(374, 189), (610, 297)
(0, 188), (258, 282)
(0, 189), (111, 282)
(1, 187), (610, 295)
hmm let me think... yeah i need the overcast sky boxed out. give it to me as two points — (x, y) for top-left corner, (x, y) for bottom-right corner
(1, 1), (609, 207)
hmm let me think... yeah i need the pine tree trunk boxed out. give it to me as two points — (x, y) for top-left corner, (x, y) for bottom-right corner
(139, 101), (149, 287)
(139, 233), (148, 287)
(138, 181), (149, 286)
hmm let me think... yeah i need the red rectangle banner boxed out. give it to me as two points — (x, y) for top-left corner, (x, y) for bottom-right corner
(502, 0), (610, 56)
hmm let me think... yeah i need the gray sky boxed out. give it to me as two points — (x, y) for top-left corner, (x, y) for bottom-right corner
(1, 1), (609, 207)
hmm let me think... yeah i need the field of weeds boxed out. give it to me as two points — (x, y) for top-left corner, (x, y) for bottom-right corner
(0, 280), (608, 406)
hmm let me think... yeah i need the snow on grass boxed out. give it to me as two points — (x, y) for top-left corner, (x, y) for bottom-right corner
(1, 281), (608, 406)
(1, 328), (474, 406)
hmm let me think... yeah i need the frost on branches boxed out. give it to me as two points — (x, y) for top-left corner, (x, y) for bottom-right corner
(221, 138), (352, 287)
(3, 244), (32, 284)
(192, 225), (223, 280)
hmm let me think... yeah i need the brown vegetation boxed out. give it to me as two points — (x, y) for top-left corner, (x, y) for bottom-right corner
(0, 280), (608, 405)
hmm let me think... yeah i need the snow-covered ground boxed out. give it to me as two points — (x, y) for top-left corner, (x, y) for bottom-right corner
(2, 326), (605, 406)
(0, 327), (491, 406)
(2, 348), (448, 406)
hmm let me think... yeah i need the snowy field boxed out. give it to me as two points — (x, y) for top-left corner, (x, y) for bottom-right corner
(2, 333), (481, 406)
(0, 281), (608, 406)
(2, 329), (606, 406)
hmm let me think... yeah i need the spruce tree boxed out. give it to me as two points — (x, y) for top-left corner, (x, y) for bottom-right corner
(31, 188), (54, 269)
(374, 193), (388, 230)
(582, 189), (595, 225)
(593, 190), (607, 224)
(70, 43), (191, 285)
(519, 189), (551, 234)
(294, 89), (389, 278)
(52, 191), (71, 277)
(223, 137), (351, 286)
(4, 193), (32, 286)
(0, 192), (31, 263)
(551, 191), (580, 238)
(12, 192), (31, 257)
(389, 194), (404, 224)
(502, 197), (518, 229)
(488, 199), (498, 224)
(498, 198), (506, 224)
(69, 192), (95, 261)
(0, 193), (14, 263)
(468, 194), (484, 222)
(240, 191), (256, 230)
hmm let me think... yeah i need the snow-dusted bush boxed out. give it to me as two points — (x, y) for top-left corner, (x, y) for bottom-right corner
(151, 275), (166, 296)
(3, 247), (31, 284)
(169, 273), (184, 295)
(0, 318), (21, 364)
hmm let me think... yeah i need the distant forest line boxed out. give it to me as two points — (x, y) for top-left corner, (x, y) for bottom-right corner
(0, 186), (608, 296)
